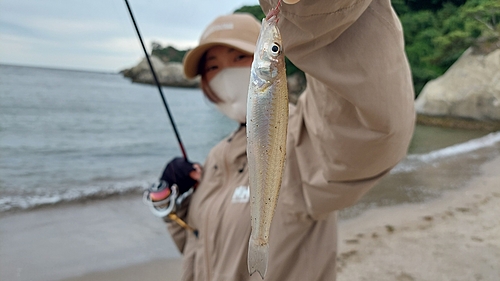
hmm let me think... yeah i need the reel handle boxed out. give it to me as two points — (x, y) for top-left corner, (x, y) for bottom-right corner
(143, 183), (179, 218)
(143, 181), (199, 237)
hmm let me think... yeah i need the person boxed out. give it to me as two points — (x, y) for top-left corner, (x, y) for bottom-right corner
(156, 0), (415, 280)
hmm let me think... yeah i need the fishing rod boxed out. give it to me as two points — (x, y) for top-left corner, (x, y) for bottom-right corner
(125, 0), (198, 237)
(124, 0), (188, 160)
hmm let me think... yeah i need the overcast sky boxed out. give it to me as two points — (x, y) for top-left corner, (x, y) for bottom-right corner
(0, 0), (258, 72)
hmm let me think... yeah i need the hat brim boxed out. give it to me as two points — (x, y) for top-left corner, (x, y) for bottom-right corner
(183, 39), (255, 79)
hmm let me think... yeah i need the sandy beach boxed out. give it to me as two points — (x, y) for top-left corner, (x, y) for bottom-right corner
(1, 154), (499, 281)
(336, 155), (500, 281)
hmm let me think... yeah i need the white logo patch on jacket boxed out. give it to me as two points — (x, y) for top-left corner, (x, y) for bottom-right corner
(232, 186), (249, 203)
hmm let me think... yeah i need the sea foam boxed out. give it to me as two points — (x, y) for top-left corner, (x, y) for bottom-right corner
(0, 181), (150, 212)
(391, 131), (500, 174)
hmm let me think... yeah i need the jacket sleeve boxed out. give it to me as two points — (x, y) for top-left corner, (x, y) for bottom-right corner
(260, 0), (416, 217)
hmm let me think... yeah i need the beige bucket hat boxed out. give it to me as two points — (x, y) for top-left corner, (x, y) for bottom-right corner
(183, 13), (261, 79)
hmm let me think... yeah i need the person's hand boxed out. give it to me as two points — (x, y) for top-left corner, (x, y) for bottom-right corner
(160, 157), (202, 195)
(283, 0), (301, 4)
(145, 157), (202, 219)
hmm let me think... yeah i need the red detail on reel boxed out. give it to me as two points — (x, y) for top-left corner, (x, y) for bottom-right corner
(150, 188), (171, 201)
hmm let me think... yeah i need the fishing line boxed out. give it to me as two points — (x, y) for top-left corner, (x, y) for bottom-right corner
(123, 0), (188, 160)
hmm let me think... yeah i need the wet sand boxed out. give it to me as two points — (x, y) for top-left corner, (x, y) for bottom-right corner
(62, 258), (183, 281)
(1, 155), (499, 281)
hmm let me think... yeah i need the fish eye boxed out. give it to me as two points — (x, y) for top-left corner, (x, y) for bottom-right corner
(270, 43), (281, 55)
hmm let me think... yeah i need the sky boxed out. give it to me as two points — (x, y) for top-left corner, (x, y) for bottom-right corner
(0, 0), (258, 72)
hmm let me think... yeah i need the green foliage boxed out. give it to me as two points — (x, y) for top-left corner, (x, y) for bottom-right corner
(461, 0), (500, 37)
(391, 0), (410, 16)
(399, 0), (500, 96)
(405, 0), (466, 12)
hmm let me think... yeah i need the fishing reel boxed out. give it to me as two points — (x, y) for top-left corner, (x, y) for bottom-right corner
(143, 180), (193, 218)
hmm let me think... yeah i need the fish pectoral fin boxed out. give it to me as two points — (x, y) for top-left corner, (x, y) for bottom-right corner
(248, 239), (269, 279)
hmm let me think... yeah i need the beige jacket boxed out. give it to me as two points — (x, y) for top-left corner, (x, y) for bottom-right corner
(168, 0), (415, 280)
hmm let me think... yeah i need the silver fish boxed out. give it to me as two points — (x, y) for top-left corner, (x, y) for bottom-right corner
(246, 9), (288, 279)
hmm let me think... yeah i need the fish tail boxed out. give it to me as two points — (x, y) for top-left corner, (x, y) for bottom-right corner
(248, 239), (269, 279)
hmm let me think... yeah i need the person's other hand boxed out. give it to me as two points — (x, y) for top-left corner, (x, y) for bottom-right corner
(161, 157), (202, 195)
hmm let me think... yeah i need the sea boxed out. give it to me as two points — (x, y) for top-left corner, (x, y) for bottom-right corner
(1, 64), (499, 216)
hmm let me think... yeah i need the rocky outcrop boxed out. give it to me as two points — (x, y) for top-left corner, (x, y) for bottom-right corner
(122, 56), (308, 101)
(415, 47), (500, 121)
(121, 56), (200, 88)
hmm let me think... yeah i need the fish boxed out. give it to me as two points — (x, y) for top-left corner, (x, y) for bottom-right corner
(246, 4), (288, 279)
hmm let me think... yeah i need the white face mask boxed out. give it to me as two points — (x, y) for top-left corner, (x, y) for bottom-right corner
(208, 67), (251, 124)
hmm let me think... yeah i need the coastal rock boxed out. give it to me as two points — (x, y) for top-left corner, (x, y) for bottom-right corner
(121, 56), (200, 88)
(415, 47), (500, 121)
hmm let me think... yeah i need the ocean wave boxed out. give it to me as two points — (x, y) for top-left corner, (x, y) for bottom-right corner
(0, 180), (150, 212)
(2, 132), (499, 213)
(392, 131), (500, 174)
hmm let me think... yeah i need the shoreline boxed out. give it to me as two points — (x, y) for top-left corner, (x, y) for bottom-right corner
(2, 128), (497, 215)
(416, 114), (500, 131)
(1, 154), (499, 281)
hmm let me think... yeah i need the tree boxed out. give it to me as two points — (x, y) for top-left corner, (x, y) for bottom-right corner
(405, 0), (466, 12)
(151, 42), (187, 63)
(432, 0), (500, 66)
(462, 0), (500, 44)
